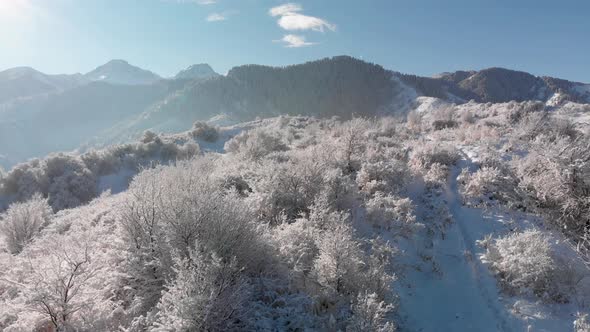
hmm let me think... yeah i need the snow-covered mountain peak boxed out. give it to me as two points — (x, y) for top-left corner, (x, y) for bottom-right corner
(85, 59), (161, 85)
(174, 63), (218, 80)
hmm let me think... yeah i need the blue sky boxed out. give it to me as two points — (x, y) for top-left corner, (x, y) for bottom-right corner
(1, 0), (589, 82)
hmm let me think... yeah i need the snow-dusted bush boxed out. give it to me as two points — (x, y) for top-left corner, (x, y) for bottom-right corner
(119, 167), (173, 316)
(249, 155), (332, 224)
(140, 130), (159, 144)
(410, 142), (459, 170)
(575, 312), (590, 332)
(81, 149), (122, 176)
(274, 219), (318, 284)
(191, 121), (220, 142)
(362, 238), (398, 300)
(459, 123), (500, 144)
(506, 100), (544, 124)
(357, 159), (410, 196)
(366, 192), (416, 234)
(431, 106), (458, 130)
(4, 230), (118, 331)
(313, 215), (364, 295)
(0, 194), (52, 254)
(120, 157), (273, 320)
(460, 166), (520, 207)
(481, 230), (560, 299)
(225, 128), (288, 160)
(460, 110), (475, 124)
(409, 142), (459, 186)
(406, 110), (422, 132)
(347, 292), (396, 332)
(332, 118), (373, 173)
(513, 135), (590, 254)
(152, 249), (249, 331)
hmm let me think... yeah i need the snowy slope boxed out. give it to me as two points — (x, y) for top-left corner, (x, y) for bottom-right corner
(394, 150), (589, 332)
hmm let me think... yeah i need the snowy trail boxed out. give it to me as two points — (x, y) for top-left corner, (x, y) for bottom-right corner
(395, 155), (523, 331)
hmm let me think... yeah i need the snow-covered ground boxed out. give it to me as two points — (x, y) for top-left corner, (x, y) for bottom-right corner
(394, 151), (589, 332)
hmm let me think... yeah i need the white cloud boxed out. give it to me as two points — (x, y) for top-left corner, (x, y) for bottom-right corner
(275, 34), (316, 48)
(269, 3), (302, 17)
(206, 13), (226, 22)
(269, 3), (335, 32)
(277, 14), (335, 32)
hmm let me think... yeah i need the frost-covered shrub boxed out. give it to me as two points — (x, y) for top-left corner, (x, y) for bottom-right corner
(357, 159), (410, 196)
(320, 167), (358, 212)
(459, 124), (500, 144)
(249, 156), (330, 224)
(0, 194), (52, 254)
(507, 100), (544, 124)
(152, 249), (249, 331)
(0, 161), (46, 200)
(81, 149), (122, 176)
(225, 128), (288, 160)
(422, 162), (448, 186)
(481, 230), (557, 299)
(332, 118), (373, 173)
(191, 121), (220, 142)
(409, 142), (459, 186)
(362, 238), (398, 300)
(8, 232), (115, 331)
(347, 292), (396, 332)
(48, 166), (97, 211)
(406, 110), (422, 132)
(274, 219), (318, 284)
(460, 110), (475, 124)
(366, 192), (416, 234)
(460, 167), (520, 207)
(120, 158), (273, 319)
(513, 136), (590, 252)
(182, 141), (201, 157)
(140, 130), (159, 144)
(431, 106), (458, 130)
(313, 214), (360, 294)
(410, 142), (459, 169)
(575, 312), (590, 332)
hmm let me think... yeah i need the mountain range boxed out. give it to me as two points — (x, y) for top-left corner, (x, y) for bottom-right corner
(0, 56), (588, 169)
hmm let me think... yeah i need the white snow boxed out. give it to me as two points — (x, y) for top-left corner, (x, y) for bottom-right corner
(414, 96), (453, 114)
(546, 92), (562, 107)
(392, 150), (589, 331)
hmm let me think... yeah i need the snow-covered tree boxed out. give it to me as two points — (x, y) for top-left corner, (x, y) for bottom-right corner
(347, 292), (396, 332)
(313, 215), (363, 295)
(0, 194), (52, 254)
(152, 248), (249, 332)
(119, 167), (172, 316)
(23, 237), (103, 331)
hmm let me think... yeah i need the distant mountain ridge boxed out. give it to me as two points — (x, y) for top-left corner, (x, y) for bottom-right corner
(84, 59), (162, 85)
(399, 67), (590, 104)
(0, 67), (87, 104)
(175, 64), (218, 80)
(0, 56), (589, 169)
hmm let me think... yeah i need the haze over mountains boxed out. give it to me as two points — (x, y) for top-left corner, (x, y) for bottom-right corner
(0, 56), (589, 169)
